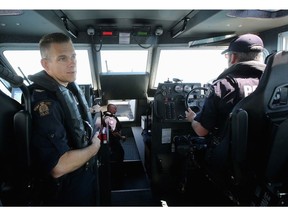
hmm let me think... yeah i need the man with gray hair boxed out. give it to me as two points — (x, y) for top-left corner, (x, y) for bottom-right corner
(185, 33), (266, 175)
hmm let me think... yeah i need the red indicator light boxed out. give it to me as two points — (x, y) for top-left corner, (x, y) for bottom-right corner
(102, 31), (113, 36)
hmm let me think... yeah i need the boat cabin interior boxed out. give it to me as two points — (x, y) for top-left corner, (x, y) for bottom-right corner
(1, 7), (288, 208)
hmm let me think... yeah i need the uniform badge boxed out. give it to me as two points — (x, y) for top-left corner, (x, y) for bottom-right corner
(33, 101), (51, 117)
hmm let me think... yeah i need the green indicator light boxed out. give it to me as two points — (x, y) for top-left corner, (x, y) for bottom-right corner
(137, 31), (148, 36)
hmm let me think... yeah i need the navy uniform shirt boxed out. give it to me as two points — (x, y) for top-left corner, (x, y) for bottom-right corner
(194, 60), (266, 138)
(194, 61), (266, 173)
(31, 89), (70, 174)
(30, 88), (97, 206)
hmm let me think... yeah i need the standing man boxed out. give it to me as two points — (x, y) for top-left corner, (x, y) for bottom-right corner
(29, 32), (101, 206)
(103, 104), (125, 163)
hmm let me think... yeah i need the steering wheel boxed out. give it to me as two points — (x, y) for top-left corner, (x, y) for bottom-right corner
(185, 87), (210, 113)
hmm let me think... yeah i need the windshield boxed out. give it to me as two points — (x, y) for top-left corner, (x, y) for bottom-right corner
(154, 48), (227, 87)
(2, 46), (228, 88)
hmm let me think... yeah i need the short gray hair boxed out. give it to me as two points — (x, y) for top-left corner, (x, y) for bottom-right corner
(39, 32), (71, 58)
(234, 51), (263, 62)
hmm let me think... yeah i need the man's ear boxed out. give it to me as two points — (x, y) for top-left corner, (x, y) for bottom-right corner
(230, 53), (238, 64)
(40, 58), (49, 71)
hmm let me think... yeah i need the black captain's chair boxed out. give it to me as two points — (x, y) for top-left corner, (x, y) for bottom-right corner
(229, 51), (288, 205)
(0, 65), (32, 206)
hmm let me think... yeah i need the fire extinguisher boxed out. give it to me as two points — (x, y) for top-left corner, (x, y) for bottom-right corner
(101, 126), (107, 144)
(98, 126), (108, 144)
(97, 111), (108, 144)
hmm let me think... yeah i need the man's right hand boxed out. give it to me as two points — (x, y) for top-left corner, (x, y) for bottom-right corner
(185, 107), (197, 122)
(91, 131), (101, 151)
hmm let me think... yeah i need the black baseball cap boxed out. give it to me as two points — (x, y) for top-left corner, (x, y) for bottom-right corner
(222, 33), (264, 54)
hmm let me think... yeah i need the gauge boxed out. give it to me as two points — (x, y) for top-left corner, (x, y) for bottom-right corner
(184, 85), (192, 93)
(174, 85), (183, 93)
(161, 85), (167, 90)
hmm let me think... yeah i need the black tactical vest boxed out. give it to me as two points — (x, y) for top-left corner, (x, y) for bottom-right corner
(28, 70), (94, 149)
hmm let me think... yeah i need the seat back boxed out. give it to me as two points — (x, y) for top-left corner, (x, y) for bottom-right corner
(0, 65), (32, 206)
(0, 89), (23, 205)
(230, 51), (288, 205)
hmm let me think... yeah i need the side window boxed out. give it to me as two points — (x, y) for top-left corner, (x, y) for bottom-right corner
(0, 80), (10, 96)
(278, 31), (288, 51)
(3, 49), (93, 86)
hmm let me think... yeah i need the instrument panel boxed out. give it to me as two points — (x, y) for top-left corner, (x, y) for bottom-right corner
(154, 82), (201, 121)
(159, 83), (195, 96)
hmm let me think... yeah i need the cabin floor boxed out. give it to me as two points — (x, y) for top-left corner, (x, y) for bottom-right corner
(108, 126), (234, 207)
(109, 129), (160, 206)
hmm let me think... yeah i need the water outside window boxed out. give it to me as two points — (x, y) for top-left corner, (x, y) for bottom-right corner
(154, 48), (228, 87)
(100, 50), (148, 73)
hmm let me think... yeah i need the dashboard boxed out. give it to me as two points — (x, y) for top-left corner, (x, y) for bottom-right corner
(153, 82), (202, 121)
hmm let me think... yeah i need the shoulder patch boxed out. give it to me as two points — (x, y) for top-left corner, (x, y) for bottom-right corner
(33, 101), (51, 117)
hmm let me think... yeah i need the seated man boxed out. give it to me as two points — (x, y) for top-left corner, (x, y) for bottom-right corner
(103, 103), (125, 162)
(185, 33), (266, 177)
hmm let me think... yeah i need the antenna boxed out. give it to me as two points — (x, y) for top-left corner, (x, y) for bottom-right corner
(17, 67), (31, 85)
(105, 60), (110, 72)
